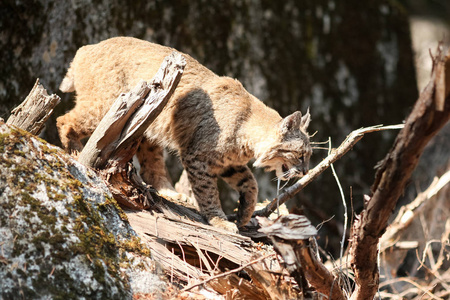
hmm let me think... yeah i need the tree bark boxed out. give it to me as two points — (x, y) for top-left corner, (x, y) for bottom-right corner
(349, 45), (450, 300)
(6, 79), (60, 135)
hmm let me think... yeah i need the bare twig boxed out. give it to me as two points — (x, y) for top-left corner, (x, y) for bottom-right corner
(378, 277), (441, 300)
(328, 137), (348, 271)
(181, 253), (275, 292)
(415, 245), (450, 292)
(380, 169), (450, 252)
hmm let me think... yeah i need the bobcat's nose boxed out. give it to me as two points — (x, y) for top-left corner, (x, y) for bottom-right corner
(294, 166), (308, 177)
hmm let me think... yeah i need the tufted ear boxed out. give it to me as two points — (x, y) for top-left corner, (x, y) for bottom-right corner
(300, 108), (311, 130)
(281, 111), (302, 133)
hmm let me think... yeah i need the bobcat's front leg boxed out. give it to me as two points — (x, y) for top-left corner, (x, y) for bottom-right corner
(183, 156), (239, 233)
(220, 165), (258, 227)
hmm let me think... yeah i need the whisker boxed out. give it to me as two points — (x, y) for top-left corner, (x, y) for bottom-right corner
(311, 140), (329, 145)
(280, 179), (290, 189)
(312, 147), (329, 150)
(309, 131), (318, 138)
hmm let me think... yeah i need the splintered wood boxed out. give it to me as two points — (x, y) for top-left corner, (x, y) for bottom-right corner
(6, 78), (60, 135)
(78, 51), (186, 169)
(126, 209), (294, 299)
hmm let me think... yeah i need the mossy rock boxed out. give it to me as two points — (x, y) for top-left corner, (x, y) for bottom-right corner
(0, 122), (166, 299)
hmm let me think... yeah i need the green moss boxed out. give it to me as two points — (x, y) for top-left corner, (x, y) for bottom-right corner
(40, 143), (59, 155)
(100, 195), (128, 222)
(0, 132), (7, 151)
(12, 149), (25, 156)
(52, 193), (66, 201)
(119, 236), (150, 257)
(1, 127), (133, 298)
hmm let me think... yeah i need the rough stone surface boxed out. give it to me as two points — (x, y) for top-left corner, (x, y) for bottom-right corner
(0, 122), (166, 299)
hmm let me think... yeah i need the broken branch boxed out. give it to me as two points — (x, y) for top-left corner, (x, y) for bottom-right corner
(78, 51), (186, 169)
(181, 253), (276, 292)
(6, 79), (60, 135)
(258, 215), (346, 300)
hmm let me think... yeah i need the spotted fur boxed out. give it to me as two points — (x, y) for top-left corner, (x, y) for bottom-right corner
(57, 37), (312, 233)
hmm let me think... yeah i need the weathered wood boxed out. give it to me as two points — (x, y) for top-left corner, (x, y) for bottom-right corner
(6, 78), (60, 135)
(126, 209), (254, 266)
(380, 169), (450, 253)
(78, 51), (186, 169)
(258, 215), (345, 300)
(77, 81), (150, 168)
(125, 208), (296, 299)
(75, 52), (186, 210)
(349, 45), (450, 300)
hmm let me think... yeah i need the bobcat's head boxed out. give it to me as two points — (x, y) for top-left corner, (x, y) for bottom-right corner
(254, 110), (312, 181)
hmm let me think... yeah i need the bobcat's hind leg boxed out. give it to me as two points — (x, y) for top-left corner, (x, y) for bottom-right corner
(56, 113), (87, 153)
(220, 165), (258, 227)
(57, 99), (106, 154)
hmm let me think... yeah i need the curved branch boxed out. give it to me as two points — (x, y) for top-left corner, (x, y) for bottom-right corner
(349, 44), (450, 300)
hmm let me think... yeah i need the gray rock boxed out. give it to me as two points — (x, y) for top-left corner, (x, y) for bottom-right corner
(0, 122), (166, 299)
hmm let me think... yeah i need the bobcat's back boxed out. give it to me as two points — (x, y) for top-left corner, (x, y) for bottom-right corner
(60, 37), (271, 154)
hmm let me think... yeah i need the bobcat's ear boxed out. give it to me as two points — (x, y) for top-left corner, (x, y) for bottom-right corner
(300, 108), (311, 131)
(281, 111), (302, 133)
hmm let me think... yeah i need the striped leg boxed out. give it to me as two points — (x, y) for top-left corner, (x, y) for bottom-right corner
(220, 165), (258, 227)
(182, 155), (239, 233)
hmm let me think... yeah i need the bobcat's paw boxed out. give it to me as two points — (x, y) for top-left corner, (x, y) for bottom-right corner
(158, 188), (198, 207)
(158, 188), (188, 201)
(209, 216), (239, 234)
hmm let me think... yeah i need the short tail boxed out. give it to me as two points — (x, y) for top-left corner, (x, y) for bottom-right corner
(59, 65), (75, 93)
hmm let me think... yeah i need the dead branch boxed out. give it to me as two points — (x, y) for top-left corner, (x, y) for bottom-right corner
(181, 253), (276, 292)
(76, 52), (186, 209)
(380, 169), (450, 252)
(125, 208), (288, 298)
(6, 78), (60, 135)
(78, 51), (186, 169)
(249, 124), (404, 219)
(349, 45), (450, 300)
(258, 215), (346, 300)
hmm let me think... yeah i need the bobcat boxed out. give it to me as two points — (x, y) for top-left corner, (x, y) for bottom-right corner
(57, 37), (312, 233)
